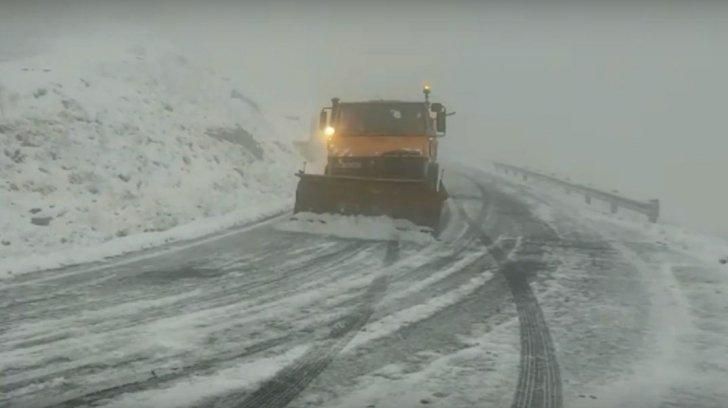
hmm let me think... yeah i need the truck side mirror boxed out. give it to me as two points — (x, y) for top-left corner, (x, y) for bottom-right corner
(436, 110), (446, 133)
(319, 110), (328, 130)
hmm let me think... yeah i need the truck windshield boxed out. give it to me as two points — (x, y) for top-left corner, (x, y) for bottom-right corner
(336, 103), (429, 136)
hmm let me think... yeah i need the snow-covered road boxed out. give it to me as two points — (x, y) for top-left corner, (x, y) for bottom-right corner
(2, 169), (727, 408)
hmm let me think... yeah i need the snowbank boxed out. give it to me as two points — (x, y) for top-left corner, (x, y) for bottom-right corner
(0, 31), (303, 277)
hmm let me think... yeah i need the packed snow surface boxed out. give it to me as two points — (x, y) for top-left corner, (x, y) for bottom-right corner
(276, 212), (436, 243)
(477, 164), (728, 407)
(4, 164), (728, 407)
(484, 163), (728, 268)
(0, 31), (303, 277)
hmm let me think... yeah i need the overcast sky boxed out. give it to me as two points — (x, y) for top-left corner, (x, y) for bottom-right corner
(2, 1), (727, 237)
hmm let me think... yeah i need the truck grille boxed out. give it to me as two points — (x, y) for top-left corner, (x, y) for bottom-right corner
(329, 156), (427, 179)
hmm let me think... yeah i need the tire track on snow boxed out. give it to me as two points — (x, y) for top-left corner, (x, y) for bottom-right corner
(206, 240), (400, 408)
(460, 177), (562, 408)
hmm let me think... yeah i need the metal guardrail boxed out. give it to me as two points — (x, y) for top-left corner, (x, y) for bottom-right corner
(493, 162), (660, 223)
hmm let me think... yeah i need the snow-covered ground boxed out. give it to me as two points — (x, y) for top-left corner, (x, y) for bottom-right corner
(4, 164), (728, 407)
(276, 212), (436, 244)
(2, 28), (727, 407)
(479, 164), (728, 407)
(484, 163), (728, 269)
(0, 31), (307, 278)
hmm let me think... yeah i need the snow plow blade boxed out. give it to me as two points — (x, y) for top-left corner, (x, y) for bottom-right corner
(294, 173), (447, 231)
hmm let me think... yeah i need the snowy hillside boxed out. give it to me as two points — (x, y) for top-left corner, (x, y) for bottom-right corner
(0, 33), (302, 273)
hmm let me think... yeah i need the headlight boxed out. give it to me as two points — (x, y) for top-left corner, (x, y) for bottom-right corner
(324, 126), (335, 138)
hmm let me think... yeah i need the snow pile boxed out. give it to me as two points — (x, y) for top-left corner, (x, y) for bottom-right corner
(276, 212), (436, 243)
(0, 32), (302, 276)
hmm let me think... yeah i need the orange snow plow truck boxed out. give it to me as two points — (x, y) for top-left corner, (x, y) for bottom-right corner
(294, 86), (451, 231)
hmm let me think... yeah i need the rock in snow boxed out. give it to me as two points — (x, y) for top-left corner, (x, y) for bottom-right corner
(30, 216), (52, 226)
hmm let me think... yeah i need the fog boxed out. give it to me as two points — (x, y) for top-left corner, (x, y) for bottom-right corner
(2, 1), (727, 237)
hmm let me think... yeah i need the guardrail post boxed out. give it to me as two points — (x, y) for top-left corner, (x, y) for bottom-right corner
(610, 201), (618, 214)
(647, 199), (660, 223)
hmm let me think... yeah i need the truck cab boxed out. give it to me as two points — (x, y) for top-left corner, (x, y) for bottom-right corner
(321, 98), (448, 188)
